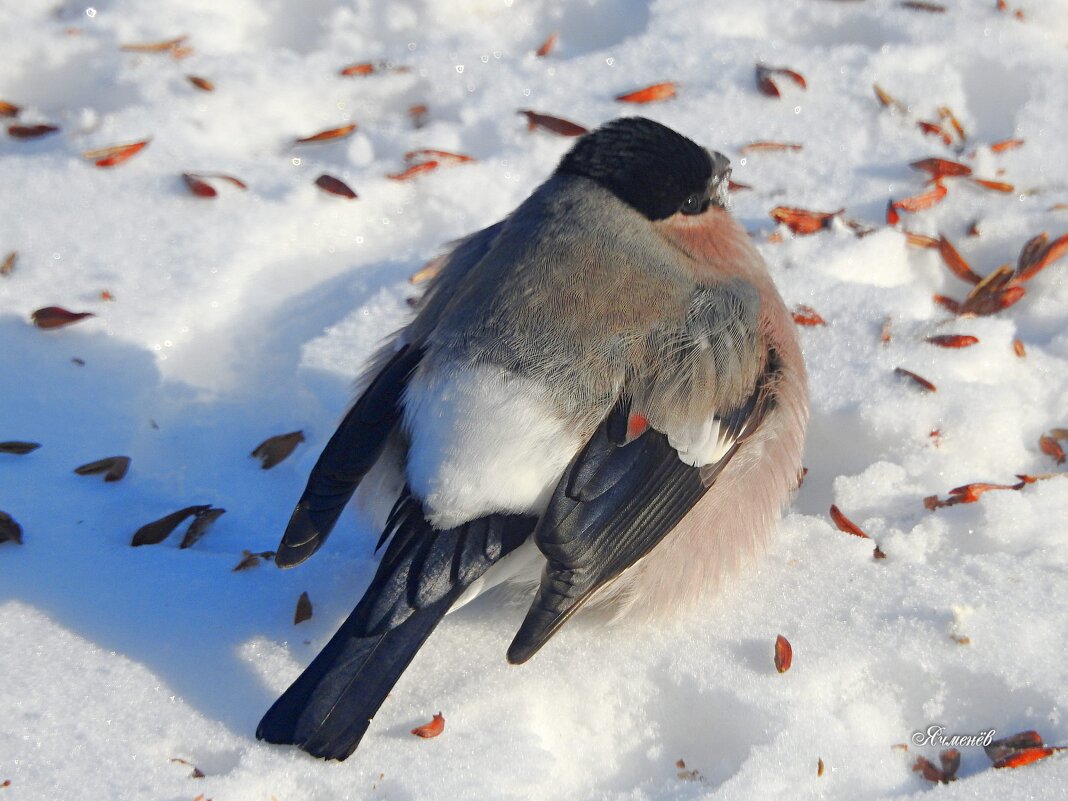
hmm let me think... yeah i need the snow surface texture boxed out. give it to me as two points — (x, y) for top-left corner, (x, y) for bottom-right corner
(2, 0), (1067, 798)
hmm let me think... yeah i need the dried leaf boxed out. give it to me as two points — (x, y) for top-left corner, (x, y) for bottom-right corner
(1016, 233), (1068, 281)
(186, 75), (214, 92)
(8, 124), (59, 139)
(339, 61), (377, 76)
(903, 231), (939, 249)
(518, 109), (588, 137)
(0, 441), (40, 455)
(404, 149), (475, 165)
(179, 507), (226, 549)
(986, 731), (1063, 768)
(232, 550), (261, 571)
(817, 758), (825, 777)
(314, 174), (358, 199)
(917, 120), (952, 145)
(74, 455), (130, 482)
(938, 106), (966, 141)
(774, 634), (792, 673)
(120, 35), (188, 54)
(132, 505), (210, 547)
(294, 591), (313, 625)
(182, 173), (217, 198)
(925, 334), (979, 348)
(895, 367), (937, 392)
(251, 430), (305, 469)
(932, 294), (962, 314)
(82, 139), (150, 168)
(31, 306), (95, 329)
(388, 161), (439, 181)
(1, 251), (15, 276)
(937, 236), (983, 285)
(990, 137), (1025, 152)
(910, 158), (971, 179)
(411, 712), (445, 738)
(535, 32), (558, 57)
(791, 305), (826, 326)
(615, 82), (677, 104)
(770, 206), (841, 235)
(1013, 338), (1026, 357)
(294, 124), (357, 145)
(901, 1), (946, 11)
(829, 504), (870, 538)
(740, 141), (802, 154)
(0, 511), (23, 545)
(1039, 434), (1066, 465)
(968, 177), (1014, 193)
(409, 104), (428, 128)
(873, 83), (908, 113)
(893, 182), (948, 214)
(0, 100), (20, 117)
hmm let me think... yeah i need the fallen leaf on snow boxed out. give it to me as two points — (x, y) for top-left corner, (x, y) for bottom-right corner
(251, 431), (305, 469)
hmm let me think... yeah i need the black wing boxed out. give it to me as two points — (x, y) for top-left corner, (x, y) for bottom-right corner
(507, 353), (780, 664)
(259, 489), (535, 759)
(274, 344), (423, 568)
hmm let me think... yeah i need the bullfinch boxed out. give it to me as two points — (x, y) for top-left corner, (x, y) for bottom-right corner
(256, 116), (809, 760)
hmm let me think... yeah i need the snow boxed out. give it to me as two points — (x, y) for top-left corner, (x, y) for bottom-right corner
(2, 0), (1068, 798)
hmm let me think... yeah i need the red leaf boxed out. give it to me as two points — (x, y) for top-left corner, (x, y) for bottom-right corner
(925, 334), (979, 348)
(404, 149), (475, 165)
(873, 83), (908, 113)
(186, 75), (214, 91)
(1017, 233), (1068, 281)
(615, 82), (677, 104)
(829, 505), (870, 538)
(774, 635), (792, 673)
(917, 120), (952, 145)
(894, 367), (937, 392)
(518, 110), (588, 137)
(755, 64), (780, 97)
(771, 206), (841, 235)
(910, 158), (971, 179)
(791, 305), (826, 326)
(339, 61), (376, 76)
(932, 294), (962, 314)
(1039, 434), (1066, 465)
(886, 200), (901, 226)
(83, 139), (150, 168)
(314, 174), (358, 199)
(937, 236), (983, 284)
(990, 137), (1024, 152)
(968, 177), (1014, 193)
(388, 161), (439, 181)
(411, 712), (445, 738)
(960, 284), (1025, 316)
(294, 124), (357, 144)
(893, 182), (948, 213)
(31, 306), (95, 329)
(994, 747), (1056, 769)
(182, 173), (217, 198)
(535, 32), (558, 57)
(8, 124), (60, 139)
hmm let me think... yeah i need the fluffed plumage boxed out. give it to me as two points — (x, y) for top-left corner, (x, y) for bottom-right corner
(256, 116), (809, 760)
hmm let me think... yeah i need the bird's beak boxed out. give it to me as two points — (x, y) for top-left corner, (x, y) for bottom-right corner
(707, 150), (731, 209)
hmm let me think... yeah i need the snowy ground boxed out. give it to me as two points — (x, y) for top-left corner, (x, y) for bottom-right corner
(2, 0), (1068, 798)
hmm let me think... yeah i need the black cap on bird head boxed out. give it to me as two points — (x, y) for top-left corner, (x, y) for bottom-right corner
(555, 117), (729, 221)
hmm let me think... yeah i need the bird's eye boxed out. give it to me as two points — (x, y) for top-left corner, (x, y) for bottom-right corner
(681, 193), (705, 216)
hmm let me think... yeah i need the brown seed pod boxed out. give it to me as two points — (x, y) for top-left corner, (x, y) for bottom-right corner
(924, 334), (979, 348)
(740, 141), (802, 154)
(829, 505), (869, 538)
(186, 75), (214, 91)
(132, 505), (211, 547)
(251, 431), (305, 469)
(894, 367), (936, 392)
(8, 124), (60, 139)
(314, 174), (358, 199)
(791, 305), (826, 326)
(0, 511), (23, 545)
(774, 634), (792, 673)
(31, 306), (95, 329)
(535, 32), (558, 57)
(179, 507), (226, 549)
(770, 207), (841, 235)
(294, 591), (314, 625)
(82, 139), (150, 168)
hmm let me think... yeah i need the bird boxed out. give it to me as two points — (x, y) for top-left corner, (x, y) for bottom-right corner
(255, 116), (808, 761)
